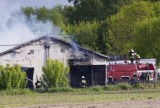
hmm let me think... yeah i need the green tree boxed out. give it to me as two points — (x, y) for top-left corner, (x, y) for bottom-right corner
(66, 20), (100, 51)
(49, 6), (66, 30)
(61, 6), (77, 24)
(42, 59), (70, 88)
(67, 0), (133, 23)
(21, 7), (35, 17)
(96, 20), (116, 55)
(145, 0), (159, 2)
(133, 17), (160, 65)
(35, 7), (49, 21)
(108, 1), (154, 54)
(22, 6), (66, 30)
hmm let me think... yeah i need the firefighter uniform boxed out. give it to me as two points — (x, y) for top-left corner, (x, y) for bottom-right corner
(134, 53), (141, 64)
(129, 49), (135, 64)
(81, 76), (87, 88)
(35, 80), (42, 88)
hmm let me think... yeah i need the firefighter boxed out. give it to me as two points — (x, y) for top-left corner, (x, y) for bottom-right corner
(140, 73), (146, 82)
(134, 53), (141, 64)
(129, 49), (135, 64)
(130, 74), (139, 86)
(35, 75), (42, 88)
(35, 80), (42, 88)
(80, 76), (87, 88)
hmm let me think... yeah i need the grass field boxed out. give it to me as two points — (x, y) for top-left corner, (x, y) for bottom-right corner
(1, 86), (160, 108)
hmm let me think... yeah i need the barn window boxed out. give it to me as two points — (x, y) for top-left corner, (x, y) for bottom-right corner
(28, 49), (34, 55)
(61, 48), (65, 53)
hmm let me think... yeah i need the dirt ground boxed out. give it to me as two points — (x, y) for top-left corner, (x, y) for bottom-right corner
(20, 99), (160, 108)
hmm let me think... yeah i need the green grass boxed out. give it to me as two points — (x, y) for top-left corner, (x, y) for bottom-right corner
(0, 88), (32, 96)
(0, 83), (160, 107)
(1, 89), (160, 107)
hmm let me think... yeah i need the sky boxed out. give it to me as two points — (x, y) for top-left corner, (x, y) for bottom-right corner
(5, 0), (72, 8)
(0, 0), (73, 52)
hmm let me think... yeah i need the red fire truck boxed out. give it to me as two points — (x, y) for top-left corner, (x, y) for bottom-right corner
(107, 63), (156, 84)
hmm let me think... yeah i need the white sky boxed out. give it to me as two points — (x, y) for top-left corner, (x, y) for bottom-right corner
(0, 0), (72, 52)
(5, 0), (72, 8)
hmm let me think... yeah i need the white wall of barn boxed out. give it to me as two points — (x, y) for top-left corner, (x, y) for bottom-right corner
(49, 41), (71, 65)
(0, 41), (46, 87)
(0, 39), (75, 87)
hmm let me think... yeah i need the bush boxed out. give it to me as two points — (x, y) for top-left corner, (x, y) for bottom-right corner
(148, 96), (153, 99)
(132, 82), (142, 89)
(103, 85), (120, 91)
(0, 64), (27, 90)
(117, 83), (132, 90)
(89, 86), (103, 92)
(42, 59), (70, 88)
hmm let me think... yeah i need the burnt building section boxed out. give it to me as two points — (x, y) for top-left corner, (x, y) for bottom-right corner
(68, 42), (111, 66)
(68, 46), (108, 88)
(70, 65), (106, 88)
(68, 52), (91, 65)
(68, 47), (108, 88)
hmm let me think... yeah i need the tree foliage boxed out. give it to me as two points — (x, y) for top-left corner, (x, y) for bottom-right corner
(42, 59), (70, 88)
(66, 20), (100, 51)
(107, 1), (160, 65)
(133, 17), (160, 66)
(67, 0), (133, 22)
(22, 6), (65, 28)
(22, 7), (35, 17)
(108, 1), (154, 54)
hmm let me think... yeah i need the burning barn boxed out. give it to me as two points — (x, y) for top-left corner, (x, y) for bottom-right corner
(0, 36), (110, 88)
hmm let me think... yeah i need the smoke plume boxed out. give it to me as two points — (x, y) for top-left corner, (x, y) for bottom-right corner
(0, 0), (61, 52)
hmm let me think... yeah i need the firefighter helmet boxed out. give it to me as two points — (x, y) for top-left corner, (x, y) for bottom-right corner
(81, 76), (85, 78)
(130, 49), (134, 52)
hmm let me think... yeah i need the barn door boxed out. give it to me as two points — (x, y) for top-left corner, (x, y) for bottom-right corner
(70, 65), (106, 88)
(21, 67), (34, 89)
(92, 65), (106, 86)
(70, 65), (92, 88)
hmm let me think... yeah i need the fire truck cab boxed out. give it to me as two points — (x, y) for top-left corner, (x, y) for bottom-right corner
(107, 63), (156, 84)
